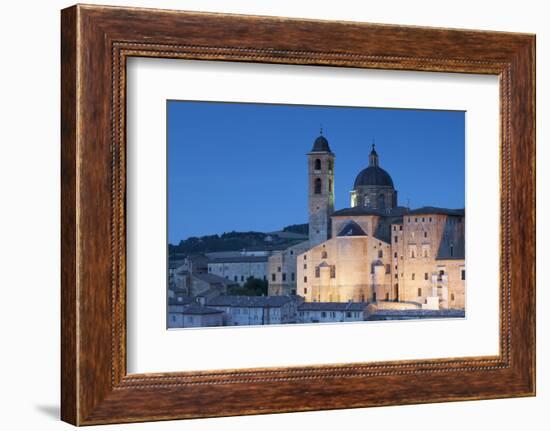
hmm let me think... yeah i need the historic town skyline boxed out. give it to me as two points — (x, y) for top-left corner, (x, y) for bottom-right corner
(167, 102), (466, 328)
(168, 101), (465, 243)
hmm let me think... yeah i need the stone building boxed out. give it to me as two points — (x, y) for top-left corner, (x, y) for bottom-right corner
(207, 255), (268, 285)
(273, 132), (465, 312)
(206, 295), (301, 326)
(267, 240), (309, 296)
(177, 304), (225, 328)
(298, 302), (367, 323)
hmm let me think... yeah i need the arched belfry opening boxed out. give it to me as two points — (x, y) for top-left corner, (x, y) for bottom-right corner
(314, 178), (322, 194)
(314, 159), (321, 170)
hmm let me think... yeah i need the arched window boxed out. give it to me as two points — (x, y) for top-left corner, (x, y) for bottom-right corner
(378, 193), (386, 209)
(314, 159), (321, 170)
(314, 178), (322, 194)
(321, 251), (328, 259)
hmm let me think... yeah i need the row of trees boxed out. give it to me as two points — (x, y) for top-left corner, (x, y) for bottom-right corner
(169, 224), (309, 255)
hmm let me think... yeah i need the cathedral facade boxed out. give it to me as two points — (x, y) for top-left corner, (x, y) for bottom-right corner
(268, 132), (465, 311)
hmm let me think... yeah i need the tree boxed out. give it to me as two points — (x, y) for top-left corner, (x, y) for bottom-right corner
(228, 277), (268, 296)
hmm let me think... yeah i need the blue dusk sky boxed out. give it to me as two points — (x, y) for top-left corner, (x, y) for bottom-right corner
(167, 101), (465, 244)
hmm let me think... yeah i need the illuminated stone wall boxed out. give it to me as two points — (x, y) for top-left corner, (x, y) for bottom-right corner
(297, 211), (465, 310)
(267, 240), (310, 296)
(296, 236), (392, 303)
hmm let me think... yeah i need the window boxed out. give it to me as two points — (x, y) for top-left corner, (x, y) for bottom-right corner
(461, 269), (466, 280)
(241, 275), (244, 282)
(304, 276), (307, 283)
(393, 226), (396, 231)
(400, 225), (403, 231)
(378, 250), (383, 258)
(271, 273), (276, 282)
(386, 293), (390, 300)
(282, 273), (287, 281)
(304, 287), (307, 294)
(422, 217), (425, 222)
(423, 248), (429, 258)
(328, 179), (332, 192)
(314, 178), (322, 194)
(394, 273), (398, 279)
(411, 250), (415, 258)
(290, 250), (293, 255)
(418, 288), (422, 296)
(321, 251), (327, 258)
(346, 312), (351, 318)
(315, 267), (320, 278)
(450, 246), (454, 257)
(373, 292), (377, 301)
(328, 160), (333, 171)
(304, 255), (307, 260)
(415, 218), (418, 222)
(291, 272), (295, 281)
(330, 265), (336, 278)
(394, 252), (398, 258)
(412, 273), (415, 280)
(303, 264), (307, 269)
(424, 231), (428, 238)
(424, 272), (429, 280)
(394, 236), (398, 243)
(385, 264), (390, 274)
(321, 312), (326, 318)
(314, 158), (321, 170)
(234, 276), (238, 282)
(451, 293), (455, 301)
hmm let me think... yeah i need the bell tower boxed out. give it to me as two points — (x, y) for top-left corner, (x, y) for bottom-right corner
(307, 129), (335, 247)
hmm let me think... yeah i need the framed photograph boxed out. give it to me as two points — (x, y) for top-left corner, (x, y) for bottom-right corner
(61, 4), (535, 425)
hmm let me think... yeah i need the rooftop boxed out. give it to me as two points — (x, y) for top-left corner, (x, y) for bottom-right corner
(337, 220), (367, 237)
(310, 132), (332, 153)
(168, 296), (195, 306)
(168, 259), (186, 270)
(407, 207), (465, 217)
(332, 206), (409, 218)
(207, 295), (296, 308)
(332, 206), (464, 218)
(192, 272), (232, 285)
(180, 305), (225, 315)
(208, 256), (268, 264)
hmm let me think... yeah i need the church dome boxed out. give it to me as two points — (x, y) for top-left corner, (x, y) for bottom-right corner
(311, 135), (332, 152)
(354, 166), (394, 188)
(353, 143), (394, 188)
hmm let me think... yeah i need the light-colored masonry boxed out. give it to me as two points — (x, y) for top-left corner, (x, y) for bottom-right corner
(268, 134), (465, 311)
